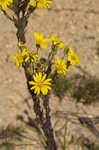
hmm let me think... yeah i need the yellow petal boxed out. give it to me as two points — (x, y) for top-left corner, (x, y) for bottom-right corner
(41, 74), (47, 81)
(29, 81), (36, 85)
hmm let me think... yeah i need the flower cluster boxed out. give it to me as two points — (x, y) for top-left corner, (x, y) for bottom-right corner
(10, 33), (80, 96)
(0, 0), (52, 10)
(34, 32), (64, 49)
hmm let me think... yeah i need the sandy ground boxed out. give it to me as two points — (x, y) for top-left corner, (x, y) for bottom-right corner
(0, 0), (99, 149)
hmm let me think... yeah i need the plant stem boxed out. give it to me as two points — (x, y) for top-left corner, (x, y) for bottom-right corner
(16, 13), (57, 150)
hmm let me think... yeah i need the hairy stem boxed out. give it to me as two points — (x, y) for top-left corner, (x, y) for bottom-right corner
(16, 13), (57, 150)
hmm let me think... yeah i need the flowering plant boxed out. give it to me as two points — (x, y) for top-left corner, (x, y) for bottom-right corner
(0, 0), (80, 150)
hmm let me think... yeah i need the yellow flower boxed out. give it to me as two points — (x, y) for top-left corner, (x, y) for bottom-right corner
(34, 32), (50, 48)
(51, 34), (64, 48)
(67, 49), (80, 66)
(0, 0), (13, 10)
(9, 53), (24, 67)
(9, 48), (27, 67)
(29, 72), (52, 95)
(25, 50), (38, 63)
(54, 57), (67, 75)
(28, 0), (52, 8)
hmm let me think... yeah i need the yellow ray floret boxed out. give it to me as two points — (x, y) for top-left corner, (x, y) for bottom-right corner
(55, 57), (67, 75)
(0, 0), (13, 10)
(29, 72), (52, 95)
(34, 32), (50, 48)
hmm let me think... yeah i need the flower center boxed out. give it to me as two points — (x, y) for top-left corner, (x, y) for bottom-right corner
(71, 55), (76, 60)
(0, 0), (5, 2)
(57, 64), (63, 70)
(37, 81), (44, 88)
(39, 0), (44, 3)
